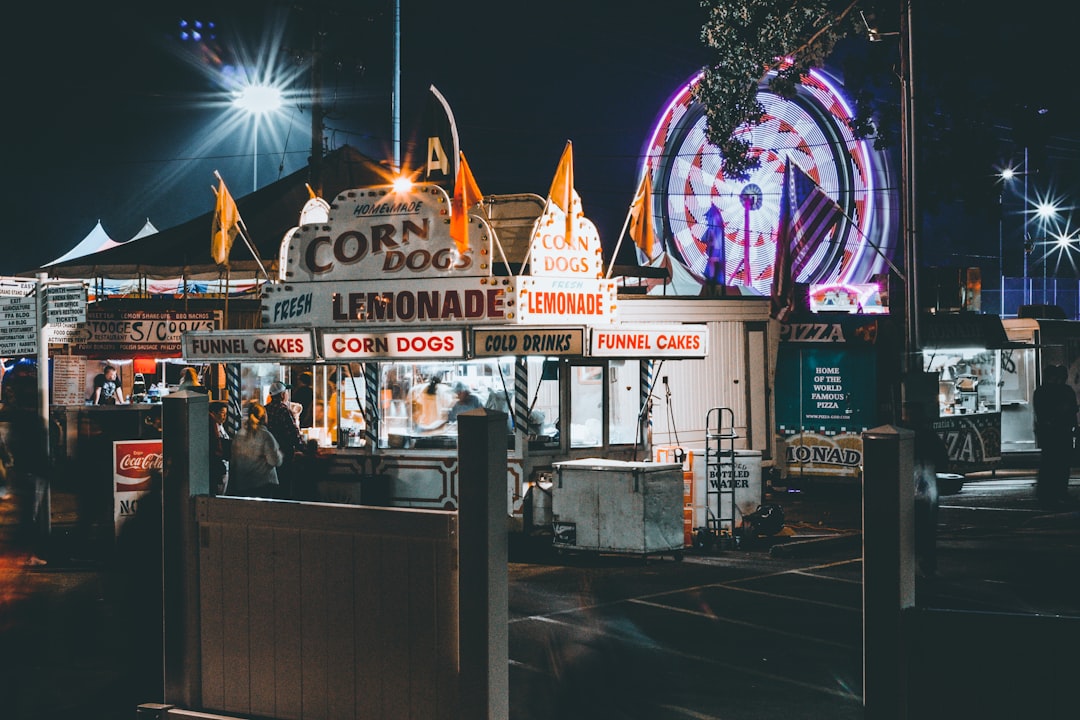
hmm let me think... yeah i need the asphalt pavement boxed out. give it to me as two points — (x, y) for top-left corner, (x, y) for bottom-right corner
(1, 468), (1077, 719)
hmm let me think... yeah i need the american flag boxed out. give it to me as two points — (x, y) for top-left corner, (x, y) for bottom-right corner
(770, 164), (794, 320)
(771, 162), (843, 320)
(790, 164), (843, 276)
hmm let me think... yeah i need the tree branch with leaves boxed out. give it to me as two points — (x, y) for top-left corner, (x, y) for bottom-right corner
(695, 0), (887, 180)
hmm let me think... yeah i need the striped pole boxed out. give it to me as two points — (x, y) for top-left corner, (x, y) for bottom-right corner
(514, 357), (529, 436)
(364, 362), (380, 447)
(226, 363), (242, 435)
(640, 359), (653, 451)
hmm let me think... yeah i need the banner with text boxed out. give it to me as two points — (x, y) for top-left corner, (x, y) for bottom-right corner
(320, 329), (467, 360)
(589, 325), (708, 358)
(183, 329), (316, 362)
(73, 309), (222, 358)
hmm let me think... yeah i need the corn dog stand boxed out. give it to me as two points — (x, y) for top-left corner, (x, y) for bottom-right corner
(182, 182), (709, 529)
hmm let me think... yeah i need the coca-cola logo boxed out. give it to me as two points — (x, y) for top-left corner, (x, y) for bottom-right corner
(117, 452), (163, 477)
(115, 441), (163, 490)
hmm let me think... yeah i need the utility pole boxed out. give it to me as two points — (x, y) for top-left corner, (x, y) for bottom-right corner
(899, 0), (921, 415)
(309, 28), (325, 198)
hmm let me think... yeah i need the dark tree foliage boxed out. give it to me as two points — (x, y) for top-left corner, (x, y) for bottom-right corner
(696, 0), (889, 180)
(694, 0), (1058, 223)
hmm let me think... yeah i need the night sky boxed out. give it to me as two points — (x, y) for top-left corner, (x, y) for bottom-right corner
(5, 1), (1079, 281)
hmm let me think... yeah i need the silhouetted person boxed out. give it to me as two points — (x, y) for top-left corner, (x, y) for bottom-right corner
(290, 371), (314, 428)
(209, 401), (231, 495)
(265, 381), (301, 498)
(227, 402), (283, 499)
(0, 362), (50, 567)
(1033, 364), (1077, 505)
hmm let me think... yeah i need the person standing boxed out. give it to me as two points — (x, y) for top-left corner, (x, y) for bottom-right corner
(209, 401), (231, 495)
(92, 364), (126, 405)
(448, 381), (483, 423)
(226, 402), (282, 499)
(178, 367), (205, 392)
(265, 381), (302, 498)
(0, 363), (51, 566)
(291, 371), (314, 429)
(1033, 364), (1078, 505)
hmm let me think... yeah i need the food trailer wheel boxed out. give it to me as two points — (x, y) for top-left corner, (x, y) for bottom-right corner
(672, 549), (684, 562)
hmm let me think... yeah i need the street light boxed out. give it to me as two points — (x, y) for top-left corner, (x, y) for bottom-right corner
(233, 82), (284, 193)
(1034, 198), (1060, 305)
(997, 164), (1029, 314)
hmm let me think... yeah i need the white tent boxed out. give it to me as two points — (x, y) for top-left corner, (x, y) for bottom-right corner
(128, 218), (158, 241)
(44, 220), (123, 266)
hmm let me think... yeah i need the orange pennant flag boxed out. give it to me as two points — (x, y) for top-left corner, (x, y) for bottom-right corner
(450, 152), (483, 255)
(548, 141), (575, 245)
(211, 175), (240, 266)
(628, 171), (655, 258)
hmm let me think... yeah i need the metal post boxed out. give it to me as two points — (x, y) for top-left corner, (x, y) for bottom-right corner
(862, 424), (915, 720)
(1023, 147), (1030, 306)
(457, 407), (510, 720)
(252, 121), (258, 193)
(999, 191), (1005, 316)
(161, 391), (209, 708)
(35, 273), (51, 541)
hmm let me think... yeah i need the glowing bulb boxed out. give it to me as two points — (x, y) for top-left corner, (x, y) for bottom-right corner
(392, 177), (413, 193)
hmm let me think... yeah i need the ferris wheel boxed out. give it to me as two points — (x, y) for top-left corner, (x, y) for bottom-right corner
(641, 68), (896, 294)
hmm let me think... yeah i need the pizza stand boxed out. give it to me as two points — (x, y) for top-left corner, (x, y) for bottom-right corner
(181, 181), (710, 537)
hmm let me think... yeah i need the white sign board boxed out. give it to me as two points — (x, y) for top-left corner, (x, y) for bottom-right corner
(515, 276), (618, 325)
(263, 276), (514, 327)
(52, 355), (88, 405)
(589, 325), (709, 358)
(472, 328), (584, 356)
(43, 284), (87, 324)
(0, 295), (38, 356)
(183, 330), (316, 361)
(0, 277), (37, 297)
(320, 330), (467, 360)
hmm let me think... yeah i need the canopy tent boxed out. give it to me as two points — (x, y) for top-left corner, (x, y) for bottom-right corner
(44, 220), (122, 266)
(32, 145), (388, 281)
(129, 218), (158, 241)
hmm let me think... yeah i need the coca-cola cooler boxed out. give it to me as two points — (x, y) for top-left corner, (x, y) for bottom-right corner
(51, 404), (163, 559)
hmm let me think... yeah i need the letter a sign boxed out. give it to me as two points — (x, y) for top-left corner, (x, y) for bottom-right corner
(423, 85), (459, 193)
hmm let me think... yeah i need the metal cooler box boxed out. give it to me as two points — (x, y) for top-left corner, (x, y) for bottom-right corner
(551, 459), (684, 558)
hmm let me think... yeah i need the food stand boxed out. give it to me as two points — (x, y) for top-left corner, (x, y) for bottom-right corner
(920, 313), (1009, 474)
(46, 300), (239, 550)
(182, 181), (711, 526)
(1000, 316), (1080, 457)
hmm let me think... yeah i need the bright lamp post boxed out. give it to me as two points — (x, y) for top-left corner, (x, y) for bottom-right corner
(1035, 199), (1060, 305)
(233, 83), (284, 192)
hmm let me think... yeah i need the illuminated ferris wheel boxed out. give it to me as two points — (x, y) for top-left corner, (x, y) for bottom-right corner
(641, 68), (896, 294)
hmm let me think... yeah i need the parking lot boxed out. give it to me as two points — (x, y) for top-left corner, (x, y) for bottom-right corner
(507, 472), (1080, 719)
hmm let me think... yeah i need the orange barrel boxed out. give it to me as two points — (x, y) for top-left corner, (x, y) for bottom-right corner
(656, 446), (695, 546)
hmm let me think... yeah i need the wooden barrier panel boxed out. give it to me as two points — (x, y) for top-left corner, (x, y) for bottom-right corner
(195, 496), (459, 720)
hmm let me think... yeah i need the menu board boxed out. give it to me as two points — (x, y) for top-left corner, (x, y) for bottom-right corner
(51, 354), (88, 406)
